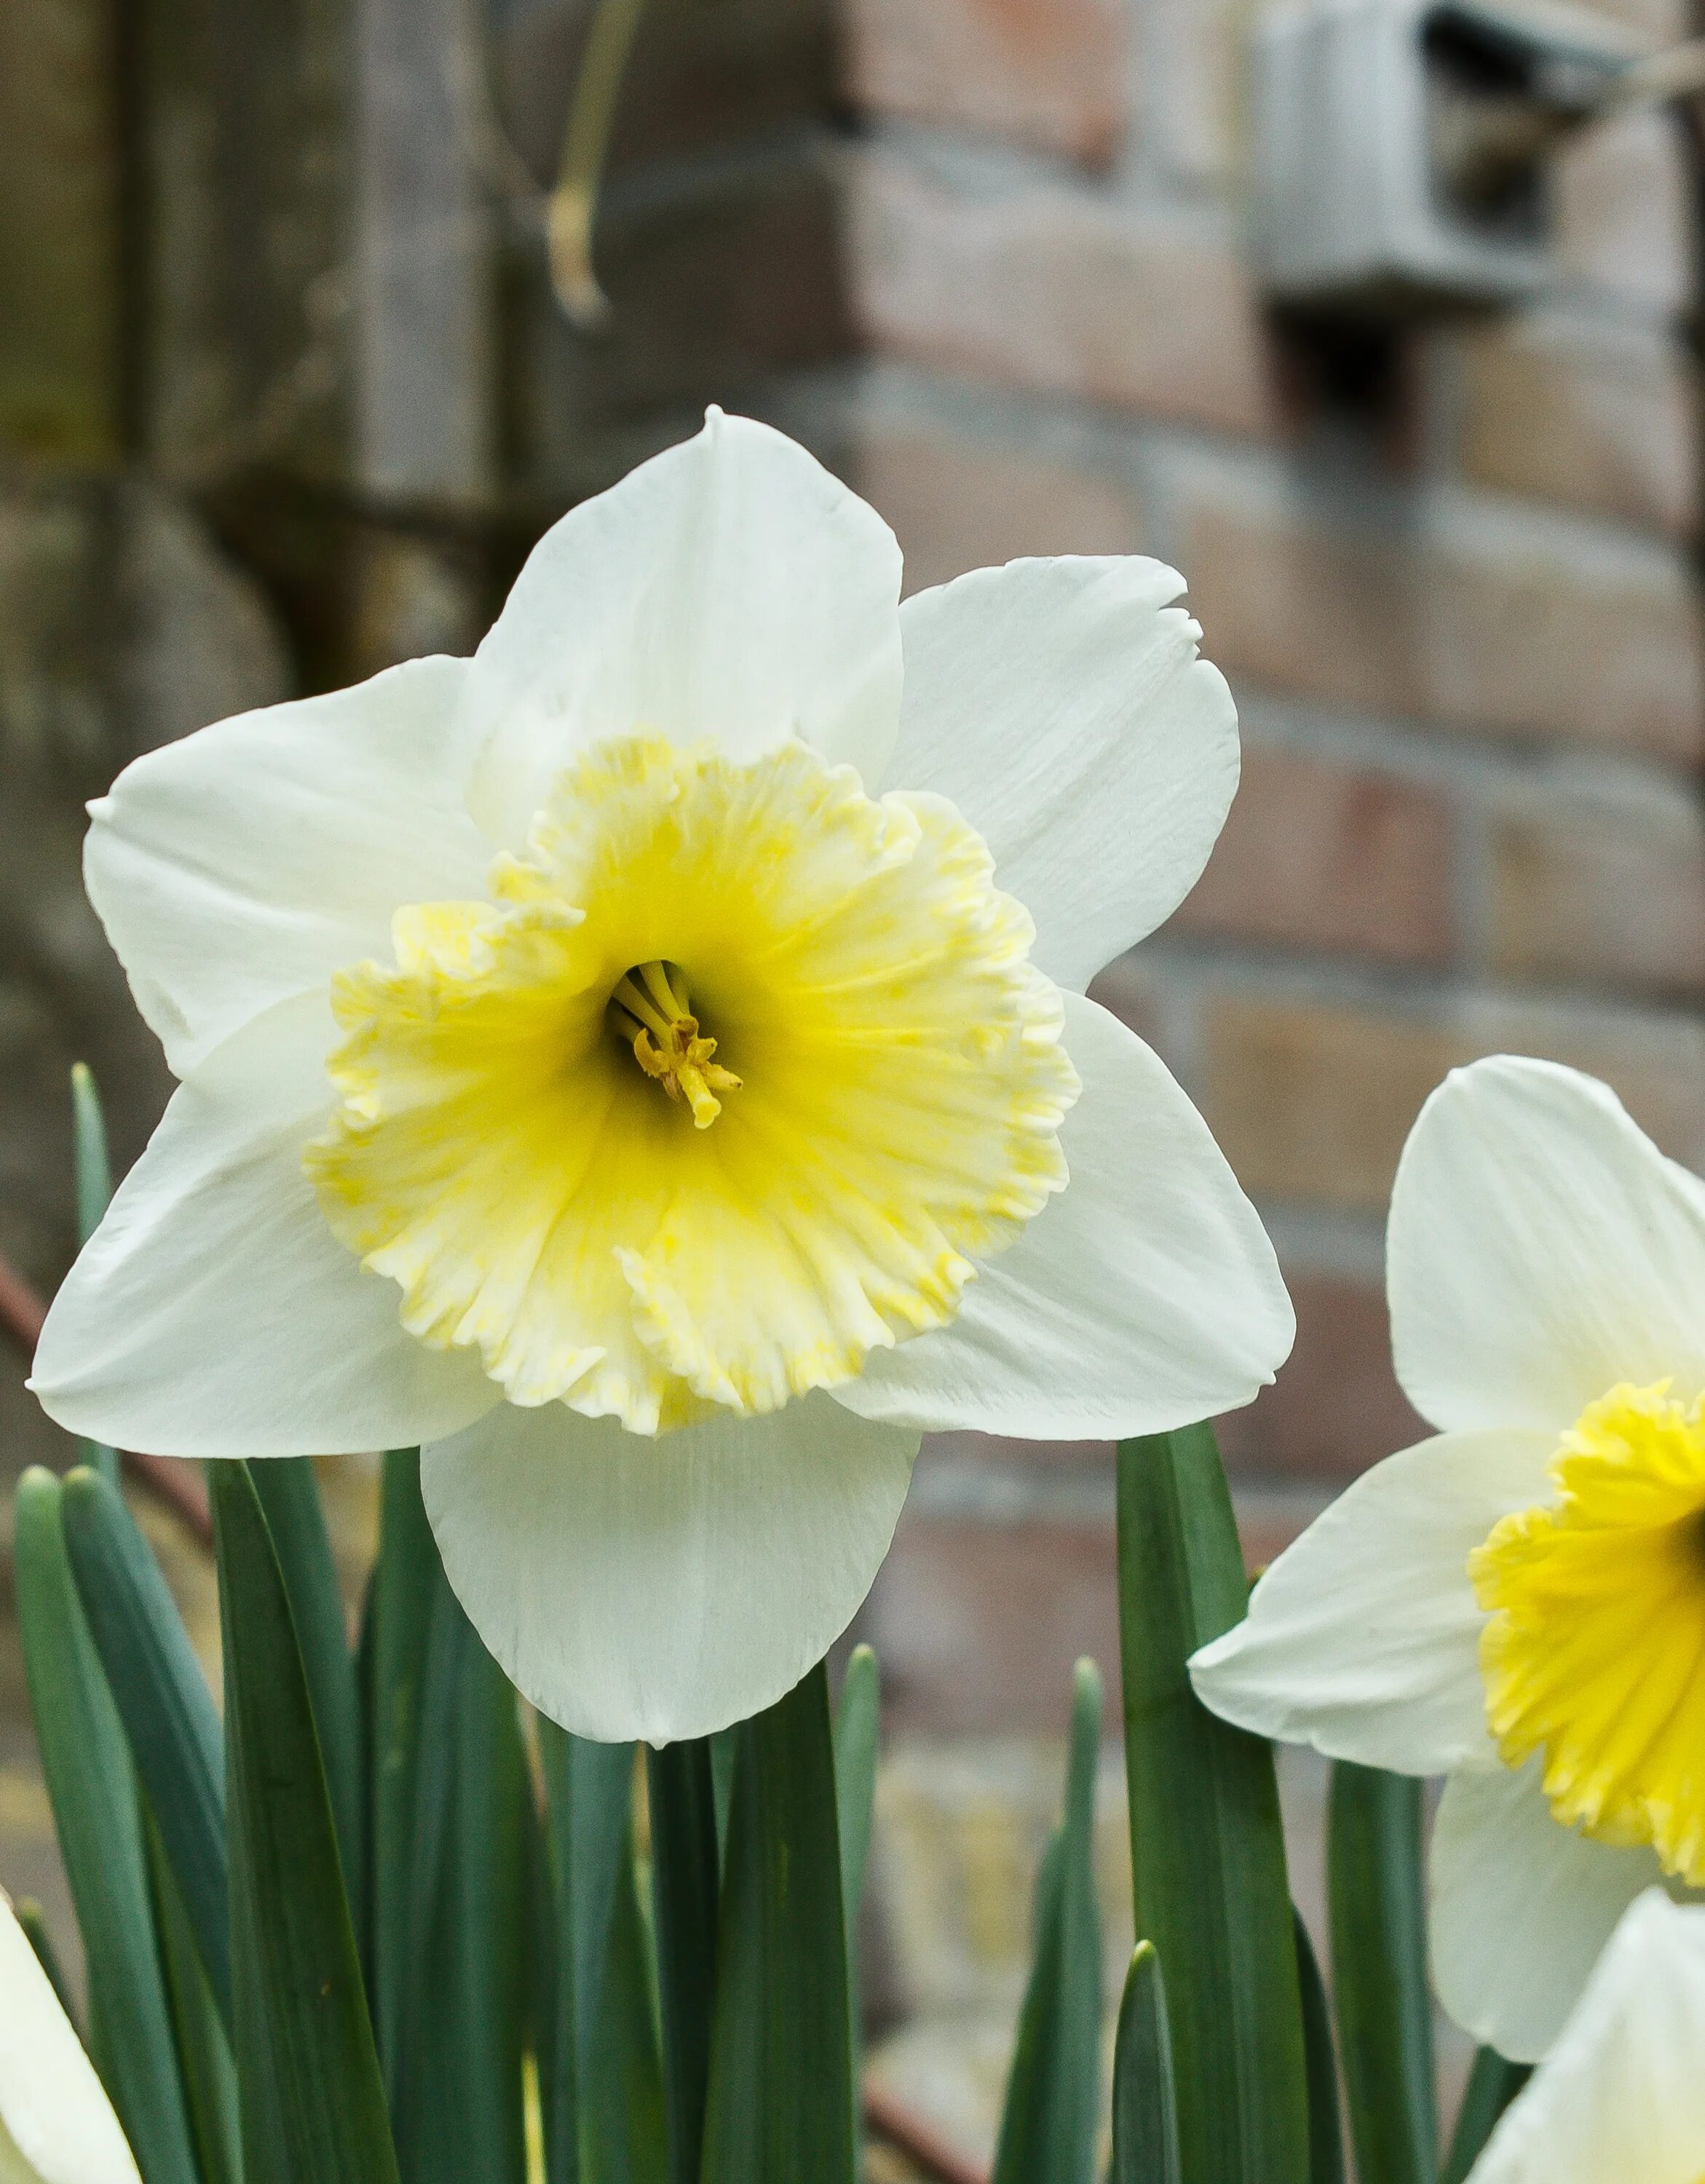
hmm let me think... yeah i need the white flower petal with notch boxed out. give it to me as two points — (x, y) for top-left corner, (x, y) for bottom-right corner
(1388, 1056), (1705, 1439)
(465, 409), (905, 848)
(421, 1392), (918, 1744)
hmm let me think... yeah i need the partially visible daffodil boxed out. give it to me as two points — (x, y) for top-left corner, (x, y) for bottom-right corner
(0, 1893), (141, 2183)
(31, 410), (1291, 1743)
(1465, 1891), (1705, 2184)
(1192, 1056), (1705, 2060)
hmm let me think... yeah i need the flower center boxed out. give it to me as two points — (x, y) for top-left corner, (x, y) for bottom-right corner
(305, 735), (1078, 1434)
(1471, 1381), (1705, 1883)
(606, 960), (742, 1130)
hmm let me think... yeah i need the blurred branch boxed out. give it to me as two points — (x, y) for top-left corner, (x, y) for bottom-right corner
(0, 1246), (210, 1543)
(547, 0), (649, 328)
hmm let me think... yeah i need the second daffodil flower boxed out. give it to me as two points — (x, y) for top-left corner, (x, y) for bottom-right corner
(1192, 1054), (1705, 2061)
(32, 411), (1291, 1743)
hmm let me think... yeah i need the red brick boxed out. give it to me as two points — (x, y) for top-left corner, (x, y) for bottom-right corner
(1453, 313), (1696, 536)
(847, 150), (1278, 438)
(866, 1510), (1119, 1736)
(850, 421), (1147, 596)
(842, 0), (1126, 165)
(1203, 992), (1705, 1214)
(1174, 470), (1704, 765)
(1174, 745), (1455, 966)
(1488, 794), (1705, 999)
(1217, 1273), (1428, 1485)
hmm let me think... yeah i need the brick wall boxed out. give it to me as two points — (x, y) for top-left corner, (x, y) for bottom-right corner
(824, 0), (1705, 1714)
(826, 0), (1705, 2148)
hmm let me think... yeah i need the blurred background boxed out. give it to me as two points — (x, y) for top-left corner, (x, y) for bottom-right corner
(1, 0), (1701, 2166)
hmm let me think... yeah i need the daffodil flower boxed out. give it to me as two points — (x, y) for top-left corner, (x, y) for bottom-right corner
(31, 410), (1291, 1742)
(0, 1894), (141, 2183)
(1192, 1055), (1705, 2060)
(1465, 1891), (1705, 2184)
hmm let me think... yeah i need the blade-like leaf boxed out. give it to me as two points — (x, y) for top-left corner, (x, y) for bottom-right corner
(1117, 1423), (1310, 2184)
(991, 1657), (1104, 2184)
(396, 1587), (528, 2184)
(1294, 1912), (1344, 2184)
(1441, 2048), (1531, 2184)
(248, 1457), (366, 1936)
(832, 1645), (880, 1972)
(15, 1466), (200, 2184)
(210, 1460), (399, 2184)
(1111, 1942), (1180, 2184)
(1327, 1762), (1435, 2184)
(539, 1725), (666, 2184)
(60, 1462), (230, 2026)
(146, 1809), (244, 2184)
(700, 1664), (855, 2184)
(69, 1062), (118, 1484)
(14, 1899), (72, 2023)
(366, 1449), (439, 2093)
(832, 1644), (881, 2156)
(646, 1742), (719, 2184)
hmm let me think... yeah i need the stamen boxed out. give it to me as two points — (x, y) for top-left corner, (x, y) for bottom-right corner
(607, 961), (740, 1129)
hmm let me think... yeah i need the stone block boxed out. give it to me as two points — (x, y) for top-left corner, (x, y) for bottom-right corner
(1173, 462), (1704, 764)
(1203, 990), (1705, 1213)
(1454, 312), (1696, 536)
(1174, 743), (1456, 967)
(0, 0), (121, 462)
(866, 1507), (1120, 1738)
(1488, 788), (1705, 999)
(514, 141), (853, 493)
(840, 0), (1126, 166)
(850, 420), (1147, 595)
(847, 150), (1278, 438)
(495, 0), (833, 180)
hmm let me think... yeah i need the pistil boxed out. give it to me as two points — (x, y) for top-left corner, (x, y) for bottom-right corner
(609, 962), (741, 1128)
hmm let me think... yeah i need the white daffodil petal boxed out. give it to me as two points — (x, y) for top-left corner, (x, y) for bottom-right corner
(1431, 1756), (1674, 2063)
(1388, 1056), (1705, 1437)
(0, 1895), (139, 2184)
(834, 992), (1292, 1440)
(31, 997), (498, 1457)
(1190, 1428), (1554, 1773)
(1467, 1892), (1705, 2184)
(886, 557), (1239, 991)
(466, 411), (903, 847)
(86, 655), (490, 1078)
(422, 1392), (919, 1744)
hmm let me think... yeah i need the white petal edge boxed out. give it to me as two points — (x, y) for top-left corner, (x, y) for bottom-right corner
(31, 995), (499, 1457)
(0, 1894), (140, 2184)
(1467, 1891), (1705, 2184)
(1388, 1055), (1705, 1438)
(86, 654), (491, 1078)
(465, 410), (904, 848)
(834, 992), (1293, 1439)
(422, 1391), (919, 1744)
(885, 556), (1240, 992)
(1190, 1428), (1554, 1774)
(1431, 1756), (1679, 2064)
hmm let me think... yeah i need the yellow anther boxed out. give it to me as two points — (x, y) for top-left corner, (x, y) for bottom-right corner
(614, 963), (740, 1128)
